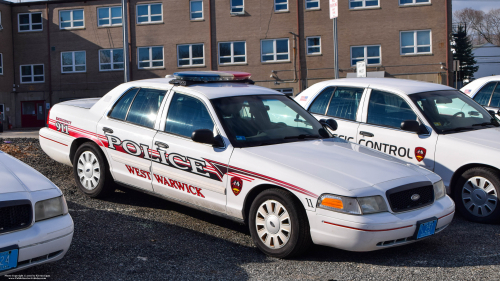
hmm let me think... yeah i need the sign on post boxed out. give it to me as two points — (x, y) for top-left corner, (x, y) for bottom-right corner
(329, 0), (338, 19)
(356, 61), (366, 78)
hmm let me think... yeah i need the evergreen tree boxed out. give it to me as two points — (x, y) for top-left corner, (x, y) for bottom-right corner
(452, 25), (478, 80)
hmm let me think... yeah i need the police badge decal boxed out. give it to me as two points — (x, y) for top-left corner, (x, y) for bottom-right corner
(415, 147), (426, 162)
(231, 177), (243, 196)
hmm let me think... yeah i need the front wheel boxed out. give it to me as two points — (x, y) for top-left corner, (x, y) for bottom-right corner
(248, 188), (312, 258)
(454, 167), (500, 224)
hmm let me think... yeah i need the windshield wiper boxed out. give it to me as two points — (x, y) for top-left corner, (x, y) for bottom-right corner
(284, 134), (320, 140)
(472, 122), (496, 127)
(441, 127), (475, 133)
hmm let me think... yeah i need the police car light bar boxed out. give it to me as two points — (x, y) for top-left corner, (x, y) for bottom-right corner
(171, 71), (252, 82)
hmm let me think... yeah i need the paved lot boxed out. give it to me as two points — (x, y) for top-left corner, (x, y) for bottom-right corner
(2, 138), (500, 280)
(0, 128), (40, 139)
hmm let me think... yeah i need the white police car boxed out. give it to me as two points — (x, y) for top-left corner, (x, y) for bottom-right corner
(461, 75), (500, 117)
(39, 71), (454, 258)
(296, 78), (500, 224)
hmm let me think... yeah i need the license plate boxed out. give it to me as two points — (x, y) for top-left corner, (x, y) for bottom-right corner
(0, 249), (18, 272)
(414, 217), (437, 240)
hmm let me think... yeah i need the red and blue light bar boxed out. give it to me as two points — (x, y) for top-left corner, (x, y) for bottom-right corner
(172, 71), (252, 82)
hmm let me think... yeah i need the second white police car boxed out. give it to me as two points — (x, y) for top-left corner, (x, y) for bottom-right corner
(39, 71), (454, 258)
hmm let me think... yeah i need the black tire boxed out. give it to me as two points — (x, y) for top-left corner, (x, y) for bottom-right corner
(454, 167), (500, 224)
(73, 142), (115, 199)
(248, 188), (312, 258)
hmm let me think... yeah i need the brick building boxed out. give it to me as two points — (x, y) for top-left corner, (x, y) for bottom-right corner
(0, 0), (452, 128)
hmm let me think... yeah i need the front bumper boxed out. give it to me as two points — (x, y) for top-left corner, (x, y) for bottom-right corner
(0, 213), (74, 276)
(308, 195), (455, 252)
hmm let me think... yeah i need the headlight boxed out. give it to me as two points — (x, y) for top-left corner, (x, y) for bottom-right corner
(35, 195), (68, 222)
(433, 180), (446, 200)
(317, 194), (388, 215)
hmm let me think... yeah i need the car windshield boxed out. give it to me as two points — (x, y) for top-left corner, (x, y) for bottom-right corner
(409, 90), (499, 134)
(211, 95), (331, 148)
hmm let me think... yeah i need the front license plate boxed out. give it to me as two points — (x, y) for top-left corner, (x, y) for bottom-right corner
(0, 249), (18, 272)
(415, 217), (437, 240)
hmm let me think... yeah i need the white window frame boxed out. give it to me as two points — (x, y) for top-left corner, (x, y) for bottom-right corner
(349, 0), (380, 9)
(218, 41), (246, 65)
(350, 45), (382, 66)
(137, 46), (164, 69)
(20, 64), (44, 84)
(305, 0), (320, 10)
(230, 0), (244, 15)
(136, 3), (163, 24)
(306, 36), (321, 55)
(190, 0), (204, 20)
(275, 88), (294, 96)
(61, 51), (86, 73)
(399, 0), (430, 6)
(99, 49), (124, 71)
(59, 9), (85, 30)
(97, 6), (122, 27)
(274, 0), (289, 12)
(177, 44), (205, 67)
(18, 12), (43, 32)
(400, 30), (432, 55)
(261, 39), (290, 63)
(0, 53), (3, 75)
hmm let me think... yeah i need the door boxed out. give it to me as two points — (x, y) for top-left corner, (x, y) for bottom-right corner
(21, 100), (45, 127)
(97, 87), (168, 191)
(307, 86), (365, 142)
(357, 89), (438, 170)
(151, 91), (232, 213)
(472, 82), (500, 117)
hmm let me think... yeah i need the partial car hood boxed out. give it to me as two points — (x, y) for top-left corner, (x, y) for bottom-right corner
(0, 151), (58, 194)
(443, 127), (500, 151)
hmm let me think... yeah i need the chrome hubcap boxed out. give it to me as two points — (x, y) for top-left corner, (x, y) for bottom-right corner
(462, 176), (498, 217)
(77, 151), (101, 190)
(255, 200), (291, 249)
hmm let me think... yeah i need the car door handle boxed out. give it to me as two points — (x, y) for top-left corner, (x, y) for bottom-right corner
(102, 127), (113, 134)
(155, 141), (169, 149)
(359, 131), (374, 137)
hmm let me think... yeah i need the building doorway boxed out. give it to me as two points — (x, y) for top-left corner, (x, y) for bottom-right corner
(21, 100), (45, 127)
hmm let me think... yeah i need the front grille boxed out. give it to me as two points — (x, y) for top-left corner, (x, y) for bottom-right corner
(0, 200), (33, 234)
(386, 182), (434, 212)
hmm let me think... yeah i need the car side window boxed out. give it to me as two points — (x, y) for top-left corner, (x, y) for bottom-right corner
(487, 83), (500, 108)
(309, 87), (334, 115)
(165, 93), (215, 138)
(125, 88), (166, 128)
(109, 88), (140, 120)
(473, 82), (496, 106)
(326, 87), (363, 121)
(367, 90), (417, 129)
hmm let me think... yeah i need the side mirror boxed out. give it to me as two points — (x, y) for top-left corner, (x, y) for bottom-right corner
(488, 110), (497, 117)
(319, 118), (338, 131)
(192, 129), (225, 147)
(400, 120), (420, 133)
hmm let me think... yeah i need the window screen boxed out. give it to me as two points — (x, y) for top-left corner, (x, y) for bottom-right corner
(367, 90), (417, 129)
(326, 87), (363, 121)
(109, 88), (139, 120)
(126, 88), (166, 128)
(473, 82), (496, 106)
(309, 88), (334, 115)
(165, 93), (214, 138)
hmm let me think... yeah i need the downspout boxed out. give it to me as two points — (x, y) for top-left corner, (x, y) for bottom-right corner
(127, 0), (132, 81)
(296, 0), (301, 91)
(46, 3), (52, 107)
(445, 0), (450, 86)
(208, 0), (213, 70)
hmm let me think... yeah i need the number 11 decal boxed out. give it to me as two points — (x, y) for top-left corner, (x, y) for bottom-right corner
(306, 198), (314, 208)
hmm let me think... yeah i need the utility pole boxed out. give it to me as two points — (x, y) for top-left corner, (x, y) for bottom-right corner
(122, 0), (130, 82)
(330, 0), (339, 79)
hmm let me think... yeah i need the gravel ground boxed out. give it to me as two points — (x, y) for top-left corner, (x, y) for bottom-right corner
(2, 138), (500, 281)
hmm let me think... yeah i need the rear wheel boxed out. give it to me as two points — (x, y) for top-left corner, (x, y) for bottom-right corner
(73, 142), (114, 198)
(454, 167), (500, 223)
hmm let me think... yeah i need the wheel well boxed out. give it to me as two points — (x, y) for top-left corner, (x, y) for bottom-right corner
(449, 163), (500, 196)
(69, 138), (105, 165)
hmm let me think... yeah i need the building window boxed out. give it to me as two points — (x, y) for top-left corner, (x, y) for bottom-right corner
(400, 0), (430, 5)
(18, 12), (43, 32)
(219, 41), (246, 65)
(230, 0), (244, 14)
(0, 104), (4, 121)
(20, 64), (44, 83)
(261, 39), (289, 62)
(98, 7), (122, 27)
(349, 0), (379, 9)
(59, 9), (84, 30)
(99, 49), (124, 71)
(138, 46), (164, 69)
(306, 37), (321, 55)
(305, 0), (320, 10)
(0, 53), (3, 75)
(401, 30), (431, 55)
(137, 3), (162, 24)
(275, 88), (294, 96)
(61, 51), (86, 73)
(351, 45), (381, 66)
(274, 0), (288, 12)
(190, 0), (203, 20)
(177, 44), (204, 67)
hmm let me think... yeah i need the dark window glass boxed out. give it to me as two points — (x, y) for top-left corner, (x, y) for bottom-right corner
(109, 88), (139, 120)
(488, 84), (500, 108)
(326, 87), (364, 120)
(165, 93), (214, 138)
(473, 82), (496, 106)
(309, 87), (334, 115)
(126, 88), (166, 128)
(367, 90), (417, 128)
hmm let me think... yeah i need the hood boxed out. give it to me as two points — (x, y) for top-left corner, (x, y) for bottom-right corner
(244, 138), (429, 191)
(444, 127), (500, 151)
(0, 151), (59, 194)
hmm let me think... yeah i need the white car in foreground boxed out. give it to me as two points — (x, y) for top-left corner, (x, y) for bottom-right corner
(296, 78), (500, 224)
(461, 75), (500, 117)
(0, 150), (73, 275)
(39, 71), (453, 258)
